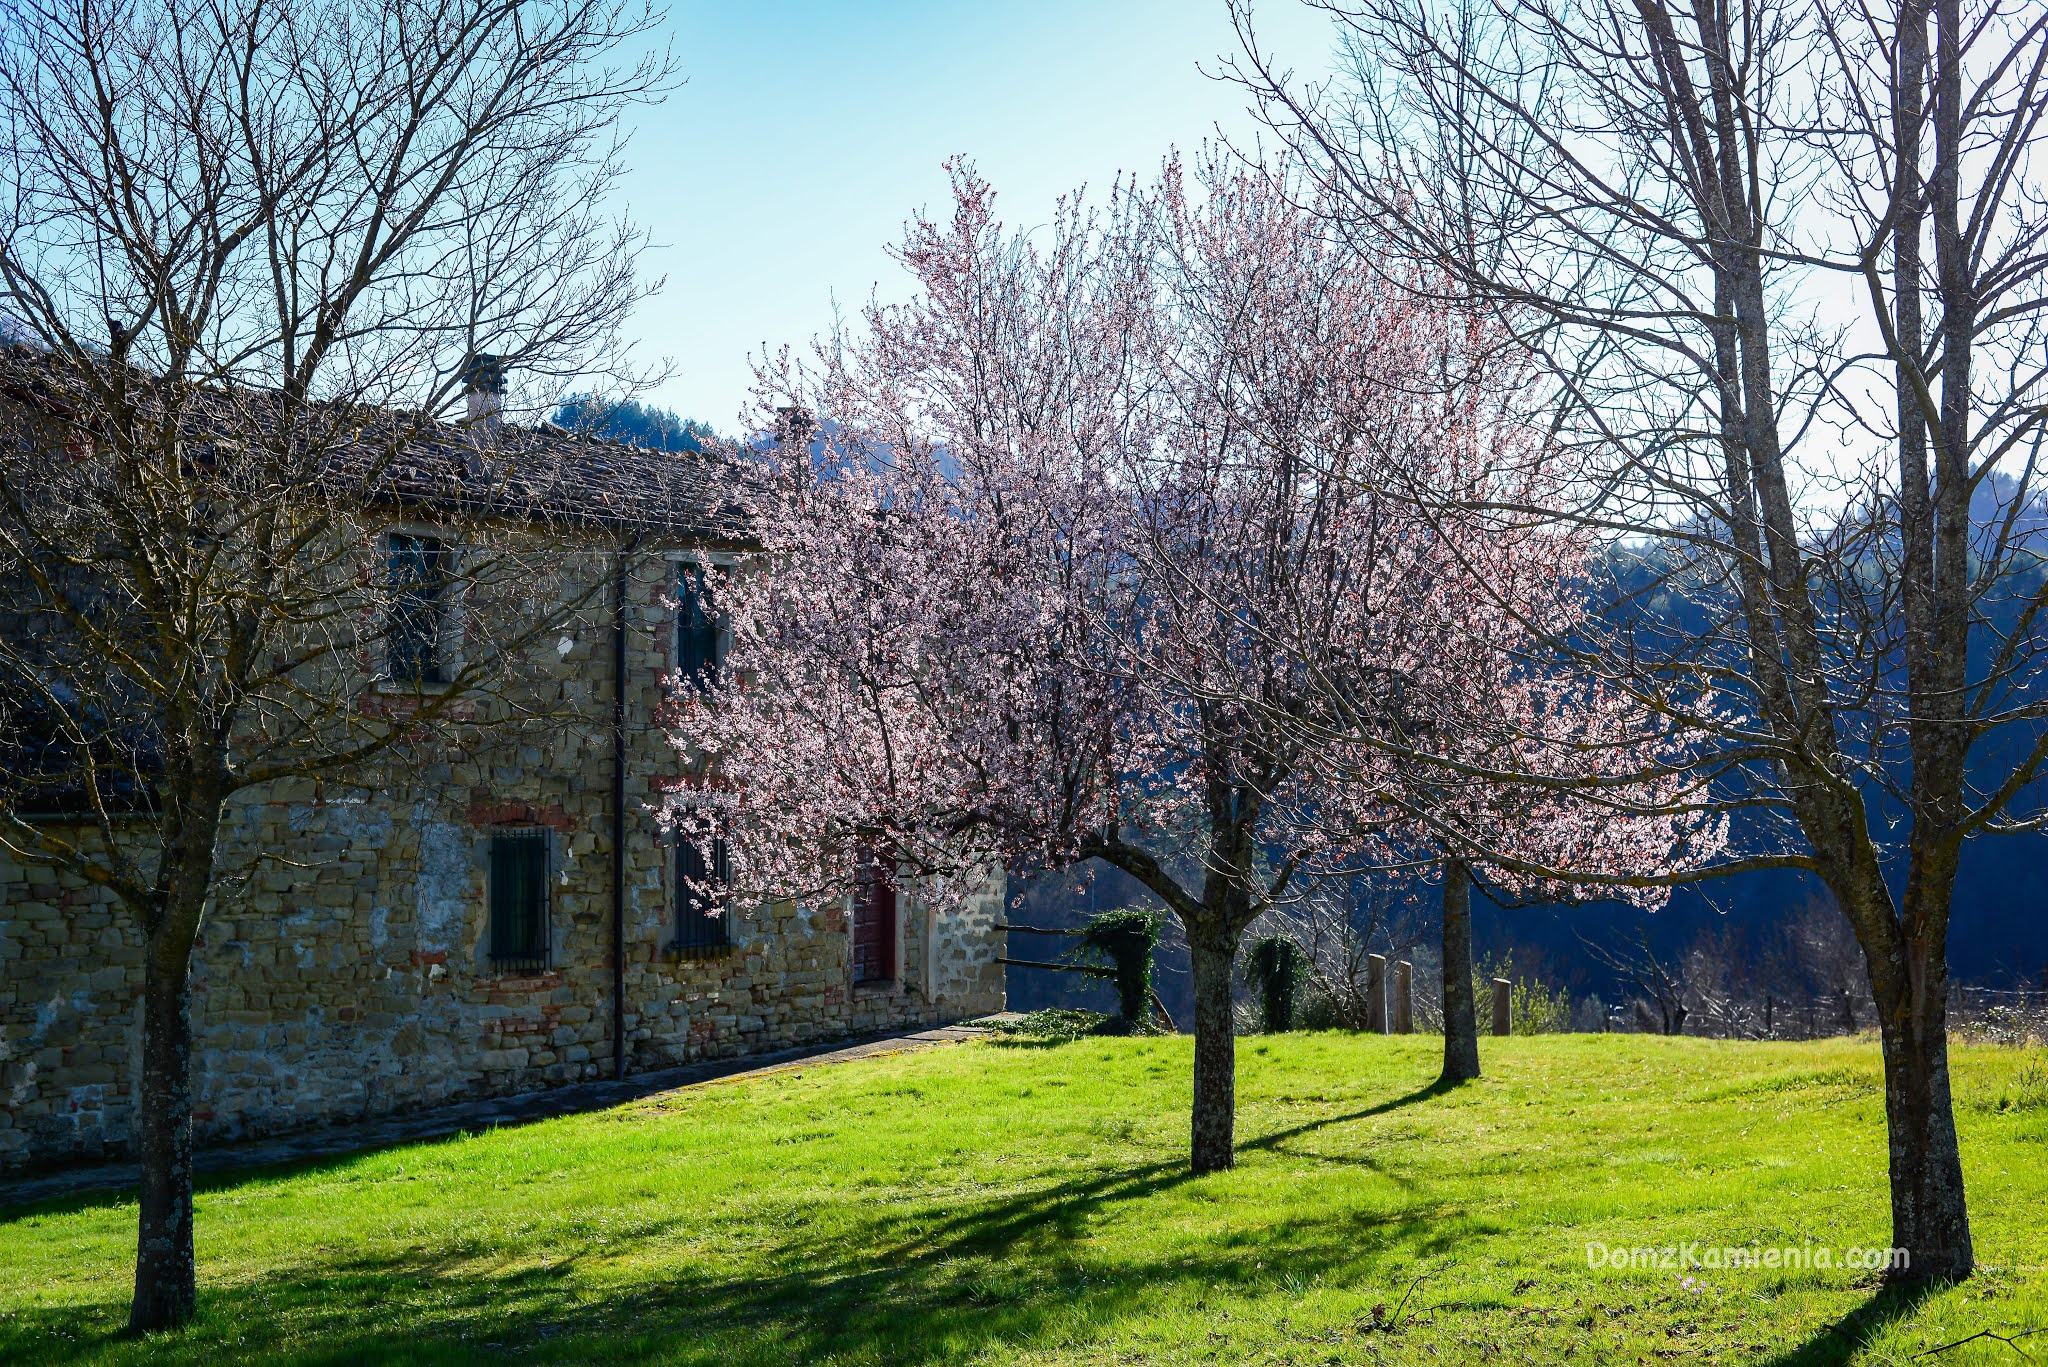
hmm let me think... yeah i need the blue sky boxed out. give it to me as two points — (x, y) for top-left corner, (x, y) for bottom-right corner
(615, 0), (1339, 428)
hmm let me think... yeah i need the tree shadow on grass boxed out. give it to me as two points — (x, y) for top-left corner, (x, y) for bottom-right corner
(1, 1176), (1484, 1367)
(0, 1074), (1473, 1366)
(871, 1074), (1459, 1265)
(1244, 1077), (1462, 1153)
(0, 1182), (139, 1226)
(1752, 1280), (1940, 1367)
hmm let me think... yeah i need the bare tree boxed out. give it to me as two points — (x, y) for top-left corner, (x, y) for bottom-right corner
(1233, 0), (2048, 1279)
(1573, 899), (1879, 1039)
(0, 0), (672, 1329)
(1261, 874), (1431, 1029)
(1583, 924), (1692, 1036)
(1789, 895), (1877, 1035)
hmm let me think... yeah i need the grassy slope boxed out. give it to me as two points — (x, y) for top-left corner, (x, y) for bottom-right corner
(1, 1034), (2044, 1366)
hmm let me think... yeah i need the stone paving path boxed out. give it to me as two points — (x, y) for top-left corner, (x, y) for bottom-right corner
(0, 1014), (1022, 1212)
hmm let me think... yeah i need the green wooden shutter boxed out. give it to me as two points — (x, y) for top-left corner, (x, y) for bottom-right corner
(677, 563), (720, 692)
(675, 820), (731, 956)
(386, 534), (449, 684)
(489, 831), (549, 969)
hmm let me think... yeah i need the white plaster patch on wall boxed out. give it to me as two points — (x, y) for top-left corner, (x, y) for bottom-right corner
(287, 798), (393, 848)
(281, 904), (321, 970)
(6, 1059), (34, 1107)
(413, 814), (474, 953)
(629, 858), (666, 931)
(1, 1001), (46, 1105)
(7, 989), (91, 1106)
(26, 988), (95, 1041)
(369, 903), (391, 949)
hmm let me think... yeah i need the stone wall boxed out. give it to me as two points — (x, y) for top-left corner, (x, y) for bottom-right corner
(0, 546), (1006, 1174)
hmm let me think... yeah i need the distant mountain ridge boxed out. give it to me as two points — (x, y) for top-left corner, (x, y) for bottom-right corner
(552, 396), (719, 453)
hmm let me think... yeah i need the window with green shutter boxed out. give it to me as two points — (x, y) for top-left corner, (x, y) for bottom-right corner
(677, 562), (720, 693)
(489, 830), (550, 971)
(386, 533), (451, 684)
(674, 818), (731, 958)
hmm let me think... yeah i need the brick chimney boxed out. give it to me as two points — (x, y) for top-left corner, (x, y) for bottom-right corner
(461, 353), (507, 427)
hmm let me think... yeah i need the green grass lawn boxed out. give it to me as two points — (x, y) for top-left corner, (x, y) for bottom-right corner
(3, 1033), (2045, 1365)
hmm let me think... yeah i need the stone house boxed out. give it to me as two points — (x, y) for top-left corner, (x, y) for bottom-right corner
(0, 366), (1007, 1174)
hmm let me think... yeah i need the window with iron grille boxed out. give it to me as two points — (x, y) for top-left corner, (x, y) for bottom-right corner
(386, 533), (451, 684)
(676, 562), (720, 692)
(488, 829), (550, 971)
(674, 819), (731, 958)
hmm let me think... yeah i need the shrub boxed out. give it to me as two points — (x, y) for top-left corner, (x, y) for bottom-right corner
(1476, 953), (1574, 1035)
(1294, 985), (1347, 1031)
(1991, 1050), (2048, 1113)
(1246, 936), (1307, 1032)
(1077, 909), (1164, 1032)
(987, 1008), (1115, 1043)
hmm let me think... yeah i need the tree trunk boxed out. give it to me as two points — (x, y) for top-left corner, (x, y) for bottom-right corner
(1088, 834), (1248, 1175)
(1873, 963), (1973, 1281)
(128, 797), (219, 1335)
(1188, 934), (1237, 1174)
(129, 918), (198, 1331)
(1439, 859), (1479, 1083)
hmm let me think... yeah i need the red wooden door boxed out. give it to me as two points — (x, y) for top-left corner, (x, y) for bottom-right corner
(853, 867), (896, 985)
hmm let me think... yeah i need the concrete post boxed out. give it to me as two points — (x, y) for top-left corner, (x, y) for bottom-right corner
(1366, 954), (1388, 1034)
(1393, 960), (1413, 1034)
(1492, 977), (1512, 1036)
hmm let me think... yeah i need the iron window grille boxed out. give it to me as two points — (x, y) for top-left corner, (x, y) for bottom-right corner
(674, 818), (732, 959)
(386, 533), (451, 684)
(676, 562), (721, 693)
(488, 828), (551, 971)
